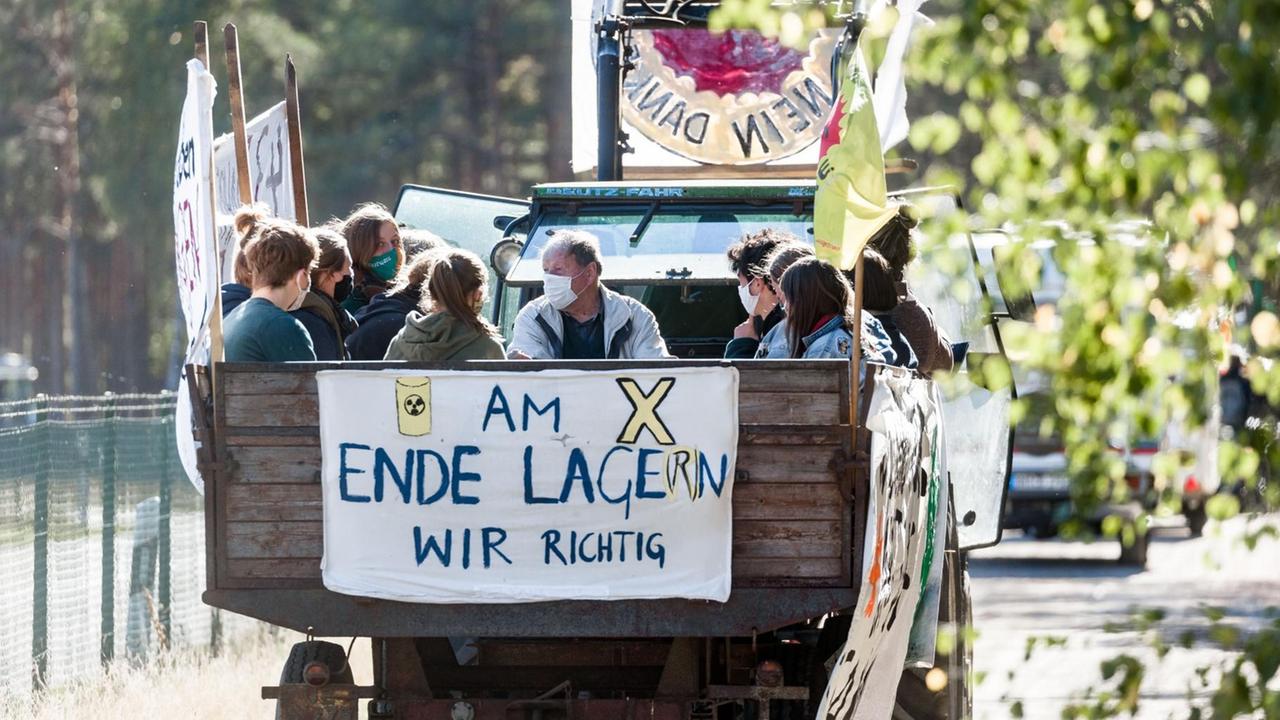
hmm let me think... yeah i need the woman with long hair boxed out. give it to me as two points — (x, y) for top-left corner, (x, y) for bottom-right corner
(867, 203), (954, 375)
(777, 257), (902, 367)
(339, 202), (402, 313)
(384, 248), (505, 362)
(289, 224), (357, 360)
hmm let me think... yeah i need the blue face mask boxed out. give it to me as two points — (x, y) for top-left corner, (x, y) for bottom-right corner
(369, 247), (399, 282)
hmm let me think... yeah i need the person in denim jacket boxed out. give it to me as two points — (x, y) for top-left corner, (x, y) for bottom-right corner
(753, 246), (901, 367)
(777, 257), (904, 371)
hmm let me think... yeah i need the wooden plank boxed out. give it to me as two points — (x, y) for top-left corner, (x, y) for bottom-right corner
(225, 558), (322, 581)
(226, 521), (322, 559)
(737, 368), (840, 394)
(737, 445), (840, 483)
(733, 520), (842, 559)
(226, 484), (321, 522)
(224, 393), (318, 428)
(735, 557), (843, 579)
(739, 425), (849, 446)
(223, 371), (316, 396)
(226, 446), (320, 483)
(224, 390), (839, 428)
(225, 369), (839, 396)
(225, 433), (320, 447)
(733, 483), (843, 521)
(739, 392), (840, 425)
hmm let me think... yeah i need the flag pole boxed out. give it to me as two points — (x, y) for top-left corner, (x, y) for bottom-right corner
(194, 22), (224, 374)
(284, 54), (309, 226)
(850, 249), (865, 447)
(193, 21), (208, 69)
(223, 24), (254, 207)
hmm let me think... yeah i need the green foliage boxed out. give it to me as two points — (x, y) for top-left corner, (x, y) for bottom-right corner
(714, 0), (1280, 716)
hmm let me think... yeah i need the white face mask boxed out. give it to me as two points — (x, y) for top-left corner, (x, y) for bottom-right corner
(543, 269), (585, 310)
(738, 280), (759, 315)
(287, 273), (310, 312)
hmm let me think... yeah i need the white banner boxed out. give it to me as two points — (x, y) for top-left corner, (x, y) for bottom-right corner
(213, 101), (294, 282)
(172, 58), (219, 493)
(317, 367), (740, 603)
(819, 369), (938, 719)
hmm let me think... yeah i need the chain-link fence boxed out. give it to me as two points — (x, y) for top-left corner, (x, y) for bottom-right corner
(0, 393), (259, 700)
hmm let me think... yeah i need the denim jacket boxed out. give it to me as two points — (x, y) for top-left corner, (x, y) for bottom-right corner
(758, 314), (902, 365)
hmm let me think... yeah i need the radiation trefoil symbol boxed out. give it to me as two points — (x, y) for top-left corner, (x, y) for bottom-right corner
(395, 377), (432, 436)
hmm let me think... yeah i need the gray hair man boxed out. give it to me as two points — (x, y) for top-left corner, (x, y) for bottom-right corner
(506, 230), (670, 359)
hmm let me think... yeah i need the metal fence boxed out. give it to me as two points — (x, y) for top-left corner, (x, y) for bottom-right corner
(0, 392), (257, 699)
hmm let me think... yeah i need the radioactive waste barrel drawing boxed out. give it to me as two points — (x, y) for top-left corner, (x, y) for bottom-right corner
(395, 377), (432, 436)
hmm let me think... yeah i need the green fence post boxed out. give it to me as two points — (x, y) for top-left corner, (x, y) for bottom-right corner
(101, 392), (116, 664)
(158, 395), (172, 646)
(32, 394), (49, 690)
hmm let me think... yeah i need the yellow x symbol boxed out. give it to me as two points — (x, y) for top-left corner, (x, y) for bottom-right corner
(615, 377), (676, 445)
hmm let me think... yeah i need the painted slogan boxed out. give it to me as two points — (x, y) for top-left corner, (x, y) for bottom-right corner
(818, 369), (940, 719)
(621, 29), (837, 165)
(316, 367), (739, 603)
(212, 101), (294, 283)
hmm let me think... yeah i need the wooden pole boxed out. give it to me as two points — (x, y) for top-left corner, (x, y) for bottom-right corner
(849, 250), (865, 446)
(193, 21), (208, 69)
(223, 24), (253, 206)
(194, 21), (224, 365)
(284, 54), (309, 225)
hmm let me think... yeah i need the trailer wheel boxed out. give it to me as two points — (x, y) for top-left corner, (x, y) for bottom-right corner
(275, 640), (354, 719)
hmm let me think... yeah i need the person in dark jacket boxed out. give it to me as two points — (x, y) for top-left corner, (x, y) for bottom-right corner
(723, 229), (796, 359)
(867, 204), (954, 376)
(222, 209), (319, 362)
(847, 249), (919, 370)
(344, 251), (433, 360)
(290, 225), (357, 360)
(385, 248), (505, 362)
(339, 203), (403, 314)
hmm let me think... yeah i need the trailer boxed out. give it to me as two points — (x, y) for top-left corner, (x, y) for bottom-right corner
(187, 3), (1017, 718)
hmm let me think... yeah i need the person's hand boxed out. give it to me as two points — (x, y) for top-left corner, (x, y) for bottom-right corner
(508, 350), (532, 360)
(732, 318), (759, 340)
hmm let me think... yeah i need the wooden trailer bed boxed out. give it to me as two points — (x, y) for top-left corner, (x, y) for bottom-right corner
(190, 359), (872, 638)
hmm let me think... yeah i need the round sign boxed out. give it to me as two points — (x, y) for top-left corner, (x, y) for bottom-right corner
(621, 29), (838, 166)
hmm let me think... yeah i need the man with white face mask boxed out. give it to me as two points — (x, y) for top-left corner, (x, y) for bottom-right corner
(723, 229), (797, 359)
(223, 212), (320, 362)
(506, 230), (670, 360)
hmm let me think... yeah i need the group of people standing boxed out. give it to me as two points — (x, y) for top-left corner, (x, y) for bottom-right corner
(219, 201), (953, 376)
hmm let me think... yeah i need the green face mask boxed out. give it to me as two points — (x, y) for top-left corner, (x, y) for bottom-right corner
(368, 247), (399, 282)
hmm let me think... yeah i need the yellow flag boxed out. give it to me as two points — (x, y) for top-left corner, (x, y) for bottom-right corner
(814, 47), (897, 270)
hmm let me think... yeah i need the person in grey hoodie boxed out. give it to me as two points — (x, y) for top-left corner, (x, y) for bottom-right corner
(384, 248), (505, 363)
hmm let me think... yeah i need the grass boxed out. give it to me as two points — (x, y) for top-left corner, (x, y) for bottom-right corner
(2, 629), (374, 720)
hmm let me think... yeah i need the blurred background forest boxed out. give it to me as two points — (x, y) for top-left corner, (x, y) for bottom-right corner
(0, 0), (573, 394)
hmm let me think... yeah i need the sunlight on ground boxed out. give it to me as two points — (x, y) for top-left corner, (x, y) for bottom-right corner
(1, 629), (373, 720)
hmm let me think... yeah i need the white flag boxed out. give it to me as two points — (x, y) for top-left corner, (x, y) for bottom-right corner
(172, 58), (218, 493)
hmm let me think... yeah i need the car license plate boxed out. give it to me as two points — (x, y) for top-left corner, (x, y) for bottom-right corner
(1012, 473), (1070, 492)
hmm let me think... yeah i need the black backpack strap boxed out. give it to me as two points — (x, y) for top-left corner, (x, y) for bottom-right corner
(534, 313), (564, 359)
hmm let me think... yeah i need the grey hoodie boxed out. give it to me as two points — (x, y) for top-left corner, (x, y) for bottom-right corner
(383, 311), (505, 363)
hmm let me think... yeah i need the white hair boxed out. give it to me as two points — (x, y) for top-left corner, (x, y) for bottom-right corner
(543, 229), (603, 271)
